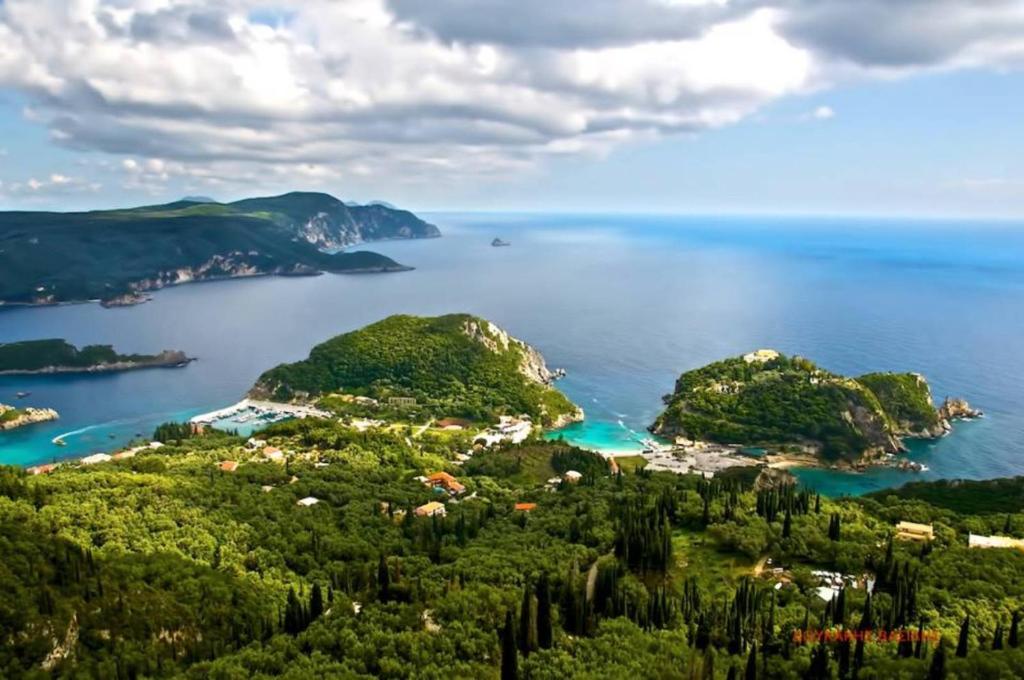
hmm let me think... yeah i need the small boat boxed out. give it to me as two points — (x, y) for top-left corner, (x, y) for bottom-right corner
(54, 438), (67, 447)
(15, 391), (30, 399)
(491, 237), (511, 247)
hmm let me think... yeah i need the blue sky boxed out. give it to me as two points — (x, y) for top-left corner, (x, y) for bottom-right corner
(1, 1), (1023, 218)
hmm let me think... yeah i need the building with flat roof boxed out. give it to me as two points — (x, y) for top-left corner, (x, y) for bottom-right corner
(895, 521), (934, 541)
(968, 533), (1024, 550)
(415, 501), (447, 518)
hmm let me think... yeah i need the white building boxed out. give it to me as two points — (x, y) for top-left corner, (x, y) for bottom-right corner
(81, 453), (112, 465)
(296, 497), (320, 507)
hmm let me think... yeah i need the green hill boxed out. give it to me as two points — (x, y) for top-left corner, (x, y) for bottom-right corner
(0, 192), (439, 306)
(251, 314), (581, 426)
(652, 350), (954, 461)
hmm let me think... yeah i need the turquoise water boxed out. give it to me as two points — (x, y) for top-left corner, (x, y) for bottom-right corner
(2, 214), (1023, 496)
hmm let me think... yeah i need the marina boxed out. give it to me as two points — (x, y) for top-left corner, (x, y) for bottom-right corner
(190, 399), (333, 434)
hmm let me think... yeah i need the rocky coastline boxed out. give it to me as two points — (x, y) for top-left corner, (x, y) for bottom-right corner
(0, 350), (194, 375)
(0, 404), (59, 430)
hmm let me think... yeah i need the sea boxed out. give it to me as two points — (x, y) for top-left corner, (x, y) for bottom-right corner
(2, 213), (1023, 497)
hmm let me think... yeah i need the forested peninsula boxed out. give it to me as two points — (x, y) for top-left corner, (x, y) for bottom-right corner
(0, 192), (439, 307)
(652, 350), (981, 463)
(0, 339), (192, 375)
(251, 313), (582, 428)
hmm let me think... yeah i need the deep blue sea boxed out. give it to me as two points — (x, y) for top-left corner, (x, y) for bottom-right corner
(2, 214), (1023, 496)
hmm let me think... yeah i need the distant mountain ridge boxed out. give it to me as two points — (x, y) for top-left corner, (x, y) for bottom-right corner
(0, 192), (440, 307)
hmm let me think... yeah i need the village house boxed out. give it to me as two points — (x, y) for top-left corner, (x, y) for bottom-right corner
(388, 396), (418, 407)
(514, 502), (537, 512)
(263, 446), (285, 462)
(415, 501), (447, 518)
(895, 521), (934, 542)
(246, 438), (267, 450)
(219, 461), (239, 473)
(425, 471), (466, 496)
(968, 533), (1024, 550)
(81, 453), (112, 465)
(296, 496), (320, 507)
(26, 464), (56, 475)
(563, 470), (583, 483)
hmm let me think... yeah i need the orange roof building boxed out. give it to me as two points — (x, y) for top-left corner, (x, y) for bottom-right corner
(27, 464), (56, 475)
(219, 461), (239, 472)
(425, 471), (466, 495)
(514, 502), (537, 512)
(414, 501), (447, 518)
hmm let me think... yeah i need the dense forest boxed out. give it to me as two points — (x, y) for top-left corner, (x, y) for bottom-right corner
(0, 192), (436, 305)
(253, 314), (580, 427)
(0, 339), (188, 373)
(653, 353), (951, 461)
(1, 419), (1021, 678)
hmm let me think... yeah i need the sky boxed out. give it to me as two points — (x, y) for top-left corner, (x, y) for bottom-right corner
(0, 0), (1023, 217)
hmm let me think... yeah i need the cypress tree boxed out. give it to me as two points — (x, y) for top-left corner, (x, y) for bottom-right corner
(537, 572), (553, 649)
(782, 508), (792, 539)
(501, 610), (518, 680)
(519, 578), (537, 654)
(744, 641), (757, 680)
(310, 583), (324, 621)
(993, 623), (1004, 650)
(1010, 611), (1020, 648)
(955, 615), (970, 658)
(377, 554), (390, 600)
(928, 638), (947, 680)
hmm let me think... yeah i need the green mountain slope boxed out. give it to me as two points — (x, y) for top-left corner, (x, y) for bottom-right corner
(252, 314), (581, 426)
(0, 192), (439, 305)
(1, 429), (1022, 678)
(652, 351), (956, 461)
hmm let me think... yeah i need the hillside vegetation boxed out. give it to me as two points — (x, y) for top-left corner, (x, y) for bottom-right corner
(253, 314), (580, 426)
(653, 352), (950, 461)
(1, 422), (1022, 678)
(0, 192), (438, 305)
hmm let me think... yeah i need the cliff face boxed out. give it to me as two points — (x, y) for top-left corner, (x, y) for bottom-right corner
(0, 404), (59, 430)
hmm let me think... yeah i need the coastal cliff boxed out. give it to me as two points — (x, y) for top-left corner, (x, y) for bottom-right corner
(0, 404), (58, 430)
(0, 192), (435, 307)
(652, 349), (979, 462)
(0, 339), (193, 375)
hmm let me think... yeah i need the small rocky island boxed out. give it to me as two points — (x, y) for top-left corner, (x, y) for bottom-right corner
(0, 339), (193, 375)
(652, 349), (981, 468)
(0, 403), (59, 430)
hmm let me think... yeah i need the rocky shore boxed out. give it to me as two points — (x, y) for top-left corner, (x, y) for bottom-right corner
(0, 350), (193, 375)
(0, 404), (59, 430)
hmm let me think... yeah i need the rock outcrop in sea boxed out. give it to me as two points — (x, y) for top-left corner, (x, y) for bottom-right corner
(0, 404), (59, 430)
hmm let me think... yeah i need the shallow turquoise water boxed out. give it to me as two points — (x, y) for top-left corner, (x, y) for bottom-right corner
(2, 213), (1023, 496)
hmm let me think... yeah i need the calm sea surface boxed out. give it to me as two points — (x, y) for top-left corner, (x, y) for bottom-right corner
(2, 214), (1023, 496)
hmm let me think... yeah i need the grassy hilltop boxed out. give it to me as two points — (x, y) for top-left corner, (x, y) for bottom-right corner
(252, 314), (580, 427)
(653, 352), (951, 461)
(0, 192), (439, 305)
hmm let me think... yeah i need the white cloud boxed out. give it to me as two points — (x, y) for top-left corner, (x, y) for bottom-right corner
(810, 105), (835, 120)
(0, 0), (1020, 191)
(0, 172), (100, 196)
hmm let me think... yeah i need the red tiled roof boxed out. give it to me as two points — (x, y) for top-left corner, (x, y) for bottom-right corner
(514, 502), (537, 512)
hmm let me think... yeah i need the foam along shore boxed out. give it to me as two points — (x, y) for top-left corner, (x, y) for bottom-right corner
(190, 398), (332, 429)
